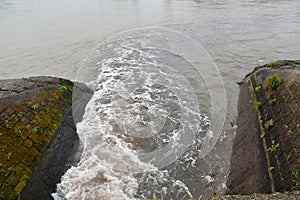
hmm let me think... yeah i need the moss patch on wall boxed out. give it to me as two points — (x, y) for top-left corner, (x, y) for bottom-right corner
(226, 60), (300, 196)
(0, 78), (73, 199)
(247, 61), (300, 192)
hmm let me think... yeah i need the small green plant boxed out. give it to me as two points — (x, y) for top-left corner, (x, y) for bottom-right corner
(52, 122), (60, 131)
(276, 159), (281, 165)
(7, 152), (12, 161)
(17, 112), (25, 118)
(267, 61), (280, 68)
(268, 140), (280, 153)
(269, 98), (277, 106)
(266, 74), (281, 90)
(264, 119), (275, 129)
(256, 101), (263, 110)
(287, 154), (292, 162)
(255, 86), (262, 92)
(5, 119), (12, 128)
(269, 166), (275, 171)
(288, 129), (293, 134)
(14, 175), (30, 196)
(31, 103), (39, 110)
(285, 125), (289, 129)
(59, 85), (68, 93)
(14, 127), (22, 137)
(32, 127), (38, 134)
(292, 169), (300, 190)
(8, 165), (19, 174)
(53, 123), (59, 129)
(297, 124), (300, 129)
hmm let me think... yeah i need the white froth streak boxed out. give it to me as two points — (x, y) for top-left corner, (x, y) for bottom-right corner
(52, 93), (156, 200)
(54, 26), (226, 198)
(107, 26), (227, 159)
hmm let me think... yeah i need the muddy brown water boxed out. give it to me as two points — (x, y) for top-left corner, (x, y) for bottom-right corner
(1, 0), (300, 199)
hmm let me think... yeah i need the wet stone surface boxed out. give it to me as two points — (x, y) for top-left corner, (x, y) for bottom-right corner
(226, 60), (300, 197)
(0, 77), (92, 200)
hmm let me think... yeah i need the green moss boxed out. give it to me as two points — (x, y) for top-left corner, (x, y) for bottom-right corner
(267, 61), (280, 68)
(287, 154), (292, 162)
(7, 165), (19, 174)
(264, 119), (274, 129)
(31, 103), (39, 110)
(0, 84), (72, 198)
(256, 101), (263, 110)
(14, 127), (22, 137)
(17, 112), (24, 118)
(267, 139), (280, 153)
(255, 85), (262, 92)
(7, 152), (12, 161)
(292, 170), (300, 190)
(269, 98), (277, 106)
(266, 73), (281, 90)
(31, 127), (38, 134)
(10, 175), (30, 199)
(59, 85), (68, 93)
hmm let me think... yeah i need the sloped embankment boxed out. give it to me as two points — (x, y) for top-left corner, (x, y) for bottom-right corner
(225, 60), (300, 197)
(0, 77), (92, 199)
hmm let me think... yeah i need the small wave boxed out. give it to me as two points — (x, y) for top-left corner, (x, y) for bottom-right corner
(53, 36), (213, 199)
(52, 95), (154, 200)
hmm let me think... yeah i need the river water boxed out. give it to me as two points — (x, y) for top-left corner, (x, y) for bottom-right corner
(1, 0), (300, 199)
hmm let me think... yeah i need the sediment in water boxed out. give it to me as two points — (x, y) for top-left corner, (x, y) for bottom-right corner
(2, 60), (300, 200)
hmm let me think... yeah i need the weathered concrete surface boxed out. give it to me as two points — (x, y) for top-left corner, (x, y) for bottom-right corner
(226, 60), (300, 196)
(226, 81), (271, 195)
(0, 77), (92, 199)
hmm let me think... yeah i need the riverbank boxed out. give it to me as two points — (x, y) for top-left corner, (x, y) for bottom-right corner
(1, 60), (300, 199)
(221, 60), (300, 199)
(0, 77), (92, 199)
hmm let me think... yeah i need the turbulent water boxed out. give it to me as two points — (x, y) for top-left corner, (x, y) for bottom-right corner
(1, 0), (300, 199)
(53, 32), (228, 199)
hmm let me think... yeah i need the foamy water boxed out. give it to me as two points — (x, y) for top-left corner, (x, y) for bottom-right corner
(51, 27), (238, 199)
(1, 0), (299, 199)
(52, 37), (211, 199)
(52, 96), (142, 199)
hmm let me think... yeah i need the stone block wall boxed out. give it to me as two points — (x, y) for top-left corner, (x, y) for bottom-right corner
(249, 66), (300, 192)
(0, 77), (73, 199)
(227, 60), (300, 195)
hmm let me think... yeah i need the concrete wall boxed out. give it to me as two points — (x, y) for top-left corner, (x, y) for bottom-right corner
(226, 60), (300, 195)
(0, 77), (92, 199)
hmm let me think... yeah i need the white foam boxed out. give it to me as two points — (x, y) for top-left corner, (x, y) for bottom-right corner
(52, 95), (155, 200)
(53, 37), (209, 199)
